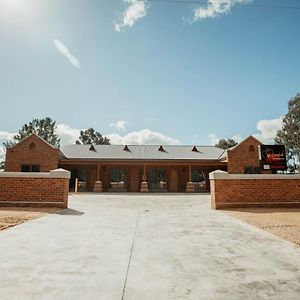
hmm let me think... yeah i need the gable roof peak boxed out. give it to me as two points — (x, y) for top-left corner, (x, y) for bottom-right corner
(227, 135), (263, 151)
(6, 133), (58, 150)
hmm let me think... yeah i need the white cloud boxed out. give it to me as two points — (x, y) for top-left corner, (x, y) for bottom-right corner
(53, 39), (81, 69)
(208, 133), (242, 145)
(0, 147), (5, 163)
(114, 0), (147, 32)
(107, 129), (180, 145)
(0, 130), (15, 141)
(56, 123), (80, 146)
(109, 120), (128, 131)
(53, 124), (181, 146)
(0, 130), (16, 162)
(208, 133), (220, 145)
(193, 0), (252, 20)
(254, 117), (283, 144)
(231, 134), (243, 143)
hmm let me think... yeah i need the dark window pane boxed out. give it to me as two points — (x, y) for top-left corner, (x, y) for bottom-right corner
(31, 165), (40, 172)
(109, 168), (127, 191)
(147, 169), (166, 191)
(78, 168), (87, 181)
(21, 165), (31, 172)
(253, 167), (261, 174)
(244, 167), (253, 174)
(191, 169), (205, 182)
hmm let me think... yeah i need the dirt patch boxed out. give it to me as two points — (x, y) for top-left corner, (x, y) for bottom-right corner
(0, 207), (60, 231)
(223, 208), (300, 246)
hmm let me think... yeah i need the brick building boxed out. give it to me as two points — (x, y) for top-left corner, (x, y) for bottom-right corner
(4, 134), (264, 193)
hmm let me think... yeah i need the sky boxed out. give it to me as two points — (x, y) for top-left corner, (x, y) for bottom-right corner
(1, 0), (300, 160)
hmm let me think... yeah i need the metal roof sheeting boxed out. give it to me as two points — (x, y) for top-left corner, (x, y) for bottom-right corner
(60, 145), (226, 161)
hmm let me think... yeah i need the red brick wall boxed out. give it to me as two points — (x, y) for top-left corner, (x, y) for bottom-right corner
(5, 134), (59, 172)
(0, 170), (70, 208)
(227, 136), (262, 174)
(210, 172), (300, 209)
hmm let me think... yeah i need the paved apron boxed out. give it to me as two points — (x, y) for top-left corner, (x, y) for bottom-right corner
(1, 194), (300, 300)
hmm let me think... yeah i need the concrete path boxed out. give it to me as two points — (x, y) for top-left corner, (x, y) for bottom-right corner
(1, 194), (300, 300)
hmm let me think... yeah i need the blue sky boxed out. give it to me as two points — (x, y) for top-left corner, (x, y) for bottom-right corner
(0, 0), (300, 155)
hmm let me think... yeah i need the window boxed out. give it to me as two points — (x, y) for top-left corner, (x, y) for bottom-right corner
(147, 169), (167, 191)
(21, 165), (40, 172)
(21, 165), (31, 172)
(244, 166), (261, 174)
(191, 169), (206, 192)
(191, 169), (205, 183)
(109, 168), (127, 191)
(29, 142), (36, 150)
(253, 167), (261, 174)
(244, 166), (253, 174)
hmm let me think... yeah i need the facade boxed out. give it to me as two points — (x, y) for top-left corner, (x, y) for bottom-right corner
(4, 134), (264, 193)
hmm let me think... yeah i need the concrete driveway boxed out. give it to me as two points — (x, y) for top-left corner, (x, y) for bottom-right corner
(1, 194), (300, 300)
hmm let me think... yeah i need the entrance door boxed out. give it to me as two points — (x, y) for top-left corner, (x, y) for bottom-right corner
(147, 168), (167, 192)
(169, 168), (178, 192)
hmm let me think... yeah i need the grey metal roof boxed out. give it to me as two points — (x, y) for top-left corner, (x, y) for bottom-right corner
(60, 144), (226, 161)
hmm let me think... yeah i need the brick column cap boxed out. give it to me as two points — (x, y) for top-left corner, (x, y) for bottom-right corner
(49, 169), (71, 179)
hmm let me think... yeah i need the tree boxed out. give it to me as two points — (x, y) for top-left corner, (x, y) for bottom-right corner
(75, 128), (110, 145)
(275, 93), (300, 170)
(215, 138), (238, 150)
(3, 117), (60, 148)
(0, 160), (4, 171)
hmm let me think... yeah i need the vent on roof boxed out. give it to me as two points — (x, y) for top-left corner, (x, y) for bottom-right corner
(158, 145), (165, 152)
(89, 144), (96, 152)
(123, 145), (130, 152)
(192, 146), (199, 152)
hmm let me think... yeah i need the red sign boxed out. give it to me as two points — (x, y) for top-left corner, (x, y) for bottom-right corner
(260, 145), (287, 170)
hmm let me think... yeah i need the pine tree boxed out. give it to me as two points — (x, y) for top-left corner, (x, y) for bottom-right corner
(4, 117), (60, 147)
(75, 128), (110, 145)
(215, 138), (238, 150)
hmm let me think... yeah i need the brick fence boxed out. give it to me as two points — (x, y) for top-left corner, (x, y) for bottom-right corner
(0, 169), (70, 208)
(210, 170), (300, 209)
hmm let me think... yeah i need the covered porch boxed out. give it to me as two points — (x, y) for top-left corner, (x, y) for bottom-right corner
(59, 160), (226, 193)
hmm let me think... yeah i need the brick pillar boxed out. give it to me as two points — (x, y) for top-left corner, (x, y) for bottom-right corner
(140, 164), (148, 192)
(140, 181), (149, 193)
(94, 181), (103, 192)
(186, 182), (195, 193)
